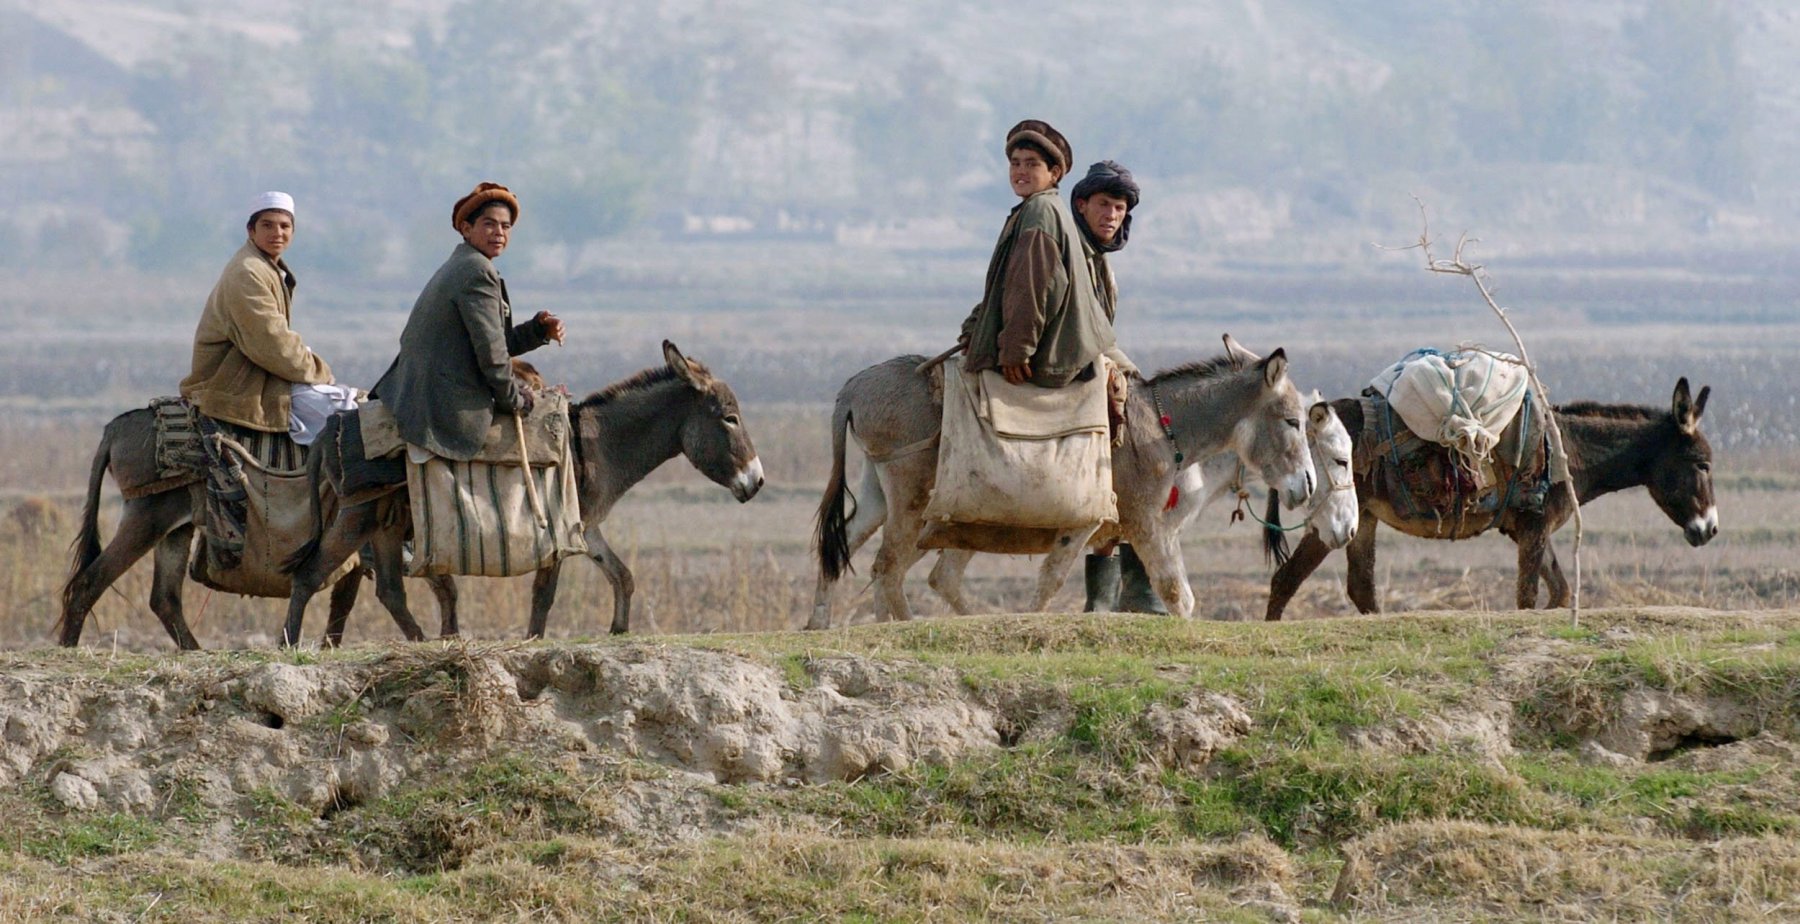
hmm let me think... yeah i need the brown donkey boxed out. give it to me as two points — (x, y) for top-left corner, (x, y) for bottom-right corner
(57, 414), (437, 650)
(1264, 378), (1716, 619)
(281, 341), (763, 645)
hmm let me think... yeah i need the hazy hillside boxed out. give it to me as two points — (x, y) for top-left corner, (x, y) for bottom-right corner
(2, 0), (1794, 279)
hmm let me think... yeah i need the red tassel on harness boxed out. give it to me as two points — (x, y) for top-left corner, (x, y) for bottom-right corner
(1165, 485), (1180, 512)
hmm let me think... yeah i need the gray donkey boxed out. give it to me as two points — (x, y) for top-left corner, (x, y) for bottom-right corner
(928, 390), (1362, 614)
(282, 341), (763, 645)
(811, 337), (1317, 627)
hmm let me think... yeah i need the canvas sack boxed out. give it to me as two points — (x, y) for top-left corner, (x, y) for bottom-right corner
(920, 360), (1117, 540)
(1368, 348), (1531, 481)
(404, 404), (587, 578)
(189, 437), (357, 597)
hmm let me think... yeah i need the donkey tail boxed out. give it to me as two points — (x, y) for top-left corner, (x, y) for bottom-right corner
(814, 398), (857, 582)
(1262, 491), (1293, 568)
(58, 422), (115, 634)
(280, 419), (332, 576)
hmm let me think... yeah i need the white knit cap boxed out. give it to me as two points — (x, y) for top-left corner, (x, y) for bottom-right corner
(250, 191), (295, 220)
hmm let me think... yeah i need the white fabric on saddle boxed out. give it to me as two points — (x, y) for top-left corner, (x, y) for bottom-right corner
(1369, 348), (1530, 478)
(288, 383), (360, 447)
(921, 361), (1117, 538)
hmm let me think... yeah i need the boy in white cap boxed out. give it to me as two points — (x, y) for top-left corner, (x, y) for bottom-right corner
(179, 192), (352, 448)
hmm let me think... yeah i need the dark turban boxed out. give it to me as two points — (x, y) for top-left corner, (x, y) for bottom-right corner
(1004, 119), (1072, 179)
(452, 181), (521, 230)
(1071, 160), (1139, 252)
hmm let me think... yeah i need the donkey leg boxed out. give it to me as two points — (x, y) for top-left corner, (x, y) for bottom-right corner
(1542, 544), (1571, 608)
(1030, 526), (1103, 613)
(1266, 532), (1333, 621)
(368, 524), (426, 642)
(1122, 532), (1193, 619)
(425, 576), (459, 638)
(927, 550), (977, 614)
(1344, 509), (1382, 614)
(286, 503), (380, 646)
(528, 559), (565, 638)
(583, 529), (635, 635)
(321, 567), (366, 649)
(148, 523), (202, 651)
(60, 494), (187, 647)
(1513, 527), (1549, 609)
(808, 462), (888, 630)
(868, 454), (934, 622)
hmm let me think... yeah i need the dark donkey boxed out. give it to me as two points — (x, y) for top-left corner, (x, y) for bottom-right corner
(57, 412), (445, 650)
(1264, 378), (1717, 620)
(281, 341), (763, 645)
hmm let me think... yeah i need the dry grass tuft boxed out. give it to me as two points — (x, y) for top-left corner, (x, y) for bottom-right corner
(1332, 820), (1800, 920)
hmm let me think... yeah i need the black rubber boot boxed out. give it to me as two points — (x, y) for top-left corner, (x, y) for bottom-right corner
(1082, 553), (1122, 612)
(1117, 544), (1171, 615)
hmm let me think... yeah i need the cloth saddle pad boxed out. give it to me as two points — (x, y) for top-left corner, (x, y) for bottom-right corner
(326, 406), (408, 503)
(190, 437), (356, 597)
(360, 392), (570, 466)
(404, 425), (588, 578)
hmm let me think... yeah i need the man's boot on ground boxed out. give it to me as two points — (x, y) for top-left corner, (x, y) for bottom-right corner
(1117, 544), (1170, 615)
(1083, 552), (1121, 612)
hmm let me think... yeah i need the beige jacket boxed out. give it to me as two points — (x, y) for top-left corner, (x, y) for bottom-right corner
(179, 241), (332, 432)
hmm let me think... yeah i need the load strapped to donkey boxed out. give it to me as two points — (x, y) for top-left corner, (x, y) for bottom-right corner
(916, 354), (1121, 554)
(1358, 346), (1566, 534)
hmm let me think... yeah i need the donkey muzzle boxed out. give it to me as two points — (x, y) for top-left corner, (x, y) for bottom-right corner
(1684, 507), (1718, 547)
(731, 457), (765, 503)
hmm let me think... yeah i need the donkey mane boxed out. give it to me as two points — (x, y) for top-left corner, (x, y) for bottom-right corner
(1148, 353), (1239, 385)
(1555, 401), (1664, 422)
(577, 358), (713, 408)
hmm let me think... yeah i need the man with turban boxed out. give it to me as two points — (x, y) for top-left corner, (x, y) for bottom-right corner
(372, 182), (564, 461)
(1062, 160), (1165, 614)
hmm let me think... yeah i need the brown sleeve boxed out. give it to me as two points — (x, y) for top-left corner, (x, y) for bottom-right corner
(997, 228), (1060, 367)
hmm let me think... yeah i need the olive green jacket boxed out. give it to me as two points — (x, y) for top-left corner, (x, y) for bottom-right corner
(959, 188), (1116, 388)
(179, 241), (332, 433)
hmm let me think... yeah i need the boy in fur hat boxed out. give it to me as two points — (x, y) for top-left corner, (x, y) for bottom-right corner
(957, 119), (1118, 388)
(371, 182), (564, 461)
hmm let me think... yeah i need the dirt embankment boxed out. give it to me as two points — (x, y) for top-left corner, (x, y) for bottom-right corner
(4, 611), (1799, 921)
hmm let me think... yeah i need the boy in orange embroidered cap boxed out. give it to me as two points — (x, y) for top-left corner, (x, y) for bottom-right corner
(371, 182), (565, 462)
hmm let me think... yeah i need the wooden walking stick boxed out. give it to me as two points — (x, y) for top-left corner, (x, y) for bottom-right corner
(516, 410), (548, 529)
(916, 344), (964, 375)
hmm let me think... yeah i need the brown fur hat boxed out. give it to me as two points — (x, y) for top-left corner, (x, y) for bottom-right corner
(1004, 119), (1072, 177)
(452, 182), (521, 230)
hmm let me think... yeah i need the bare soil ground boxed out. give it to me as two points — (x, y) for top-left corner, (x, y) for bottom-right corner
(2, 609), (1798, 921)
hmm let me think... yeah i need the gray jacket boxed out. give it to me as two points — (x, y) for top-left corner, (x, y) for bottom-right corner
(371, 243), (550, 460)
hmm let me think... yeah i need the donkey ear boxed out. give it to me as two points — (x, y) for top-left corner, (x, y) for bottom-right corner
(1222, 333), (1260, 367)
(664, 340), (699, 387)
(1260, 348), (1288, 387)
(1692, 385), (1711, 424)
(1671, 377), (1694, 429)
(1309, 401), (1332, 429)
